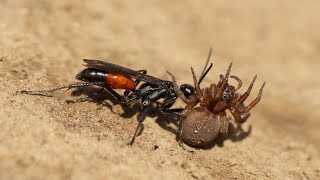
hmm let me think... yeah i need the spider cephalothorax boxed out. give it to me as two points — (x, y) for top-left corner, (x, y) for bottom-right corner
(167, 62), (266, 148)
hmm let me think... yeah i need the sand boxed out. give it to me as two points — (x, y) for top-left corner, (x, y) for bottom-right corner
(0, 1), (319, 179)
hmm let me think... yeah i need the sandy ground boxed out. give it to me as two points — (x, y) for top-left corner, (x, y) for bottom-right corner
(1, 0), (320, 179)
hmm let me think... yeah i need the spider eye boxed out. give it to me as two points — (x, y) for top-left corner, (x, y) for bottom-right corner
(223, 94), (229, 100)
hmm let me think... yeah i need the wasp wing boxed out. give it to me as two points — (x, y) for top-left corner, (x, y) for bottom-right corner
(83, 59), (165, 85)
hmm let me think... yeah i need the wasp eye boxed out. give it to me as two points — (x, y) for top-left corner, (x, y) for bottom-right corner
(180, 84), (195, 99)
(141, 99), (150, 106)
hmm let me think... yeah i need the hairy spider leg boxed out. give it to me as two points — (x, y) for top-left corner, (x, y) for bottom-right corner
(191, 67), (204, 104)
(214, 63), (233, 101)
(231, 80), (266, 123)
(219, 111), (229, 134)
(242, 81), (266, 113)
(230, 75), (242, 91)
(238, 75), (257, 103)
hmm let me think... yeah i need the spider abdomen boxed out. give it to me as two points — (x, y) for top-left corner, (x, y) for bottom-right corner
(181, 107), (220, 147)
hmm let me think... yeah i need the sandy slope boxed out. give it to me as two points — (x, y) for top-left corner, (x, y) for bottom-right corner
(0, 0), (319, 179)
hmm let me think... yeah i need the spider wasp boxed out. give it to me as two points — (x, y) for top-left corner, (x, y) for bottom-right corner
(20, 50), (213, 145)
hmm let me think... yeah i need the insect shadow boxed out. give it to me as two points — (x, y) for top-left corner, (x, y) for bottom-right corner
(65, 86), (177, 138)
(67, 86), (179, 128)
(66, 86), (138, 116)
(153, 109), (253, 150)
(66, 86), (252, 148)
(201, 123), (252, 150)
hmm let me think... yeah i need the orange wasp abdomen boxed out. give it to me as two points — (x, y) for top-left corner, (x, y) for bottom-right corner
(105, 73), (135, 90)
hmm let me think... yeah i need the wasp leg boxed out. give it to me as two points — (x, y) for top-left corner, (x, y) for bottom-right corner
(158, 97), (183, 117)
(134, 70), (147, 86)
(20, 82), (104, 96)
(128, 105), (150, 145)
(123, 69), (147, 98)
(69, 86), (126, 104)
(101, 86), (126, 104)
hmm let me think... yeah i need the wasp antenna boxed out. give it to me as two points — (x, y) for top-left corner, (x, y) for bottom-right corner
(198, 63), (212, 84)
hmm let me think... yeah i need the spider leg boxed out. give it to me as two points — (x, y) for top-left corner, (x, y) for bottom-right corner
(225, 62), (232, 78)
(231, 81), (265, 123)
(231, 109), (251, 124)
(238, 75), (257, 103)
(230, 75), (242, 91)
(242, 81), (266, 113)
(216, 62), (232, 89)
(191, 67), (201, 95)
(219, 111), (229, 134)
(201, 83), (218, 108)
(167, 71), (190, 104)
(203, 87), (211, 106)
(217, 74), (224, 88)
(214, 77), (225, 101)
(191, 67), (205, 105)
(214, 63), (232, 101)
(209, 83), (217, 97)
(207, 83), (217, 104)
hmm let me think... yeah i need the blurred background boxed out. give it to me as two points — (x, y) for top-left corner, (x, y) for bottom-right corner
(0, 0), (319, 179)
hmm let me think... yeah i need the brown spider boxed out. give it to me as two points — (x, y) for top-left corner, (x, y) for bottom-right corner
(167, 63), (266, 148)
